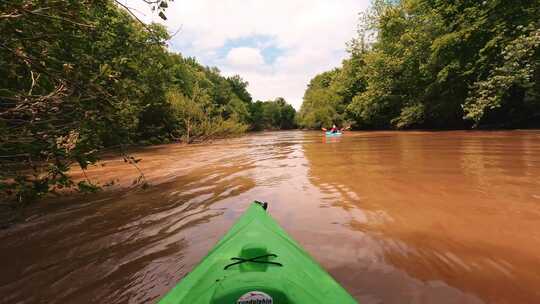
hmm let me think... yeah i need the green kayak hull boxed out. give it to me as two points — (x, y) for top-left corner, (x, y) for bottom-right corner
(159, 202), (357, 303)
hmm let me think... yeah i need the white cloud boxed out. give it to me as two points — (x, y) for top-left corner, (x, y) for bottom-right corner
(123, 0), (371, 108)
(225, 47), (265, 67)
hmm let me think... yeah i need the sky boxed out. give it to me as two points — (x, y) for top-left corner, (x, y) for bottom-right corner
(124, 0), (371, 109)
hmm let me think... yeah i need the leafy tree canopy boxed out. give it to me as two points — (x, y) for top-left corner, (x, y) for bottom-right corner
(0, 0), (292, 206)
(298, 0), (540, 130)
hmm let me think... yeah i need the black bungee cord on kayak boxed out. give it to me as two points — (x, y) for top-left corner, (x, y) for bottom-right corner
(224, 254), (283, 270)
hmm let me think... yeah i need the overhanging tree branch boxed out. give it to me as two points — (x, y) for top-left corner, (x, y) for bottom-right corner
(113, 0), (157, 34)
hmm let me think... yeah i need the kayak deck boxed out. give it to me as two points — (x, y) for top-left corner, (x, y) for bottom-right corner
(159, 202), (357, 303)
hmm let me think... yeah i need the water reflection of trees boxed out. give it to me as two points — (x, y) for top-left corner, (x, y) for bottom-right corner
(301, 131), (540, 304)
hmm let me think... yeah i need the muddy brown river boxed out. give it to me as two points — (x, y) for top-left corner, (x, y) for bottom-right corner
(1, 131), (540, 304)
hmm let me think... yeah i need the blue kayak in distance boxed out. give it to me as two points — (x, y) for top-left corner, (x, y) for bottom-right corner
(325, 131), (342, 136)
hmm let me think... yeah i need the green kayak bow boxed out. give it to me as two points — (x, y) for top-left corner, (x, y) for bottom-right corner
(159, 201), (357, 304)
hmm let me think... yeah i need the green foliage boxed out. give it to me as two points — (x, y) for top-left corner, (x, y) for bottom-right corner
(299, 0), (540, 130)
(167, 86), (248, 142)
(167, 88), (208, 142)
(391, 103), (425, 129)
(464, 25), (540, 126)
(227, 75), (253, 104)
(297, 70), (345, 129)
(0, 0), (276, 205)
(250, 98), (297, 131)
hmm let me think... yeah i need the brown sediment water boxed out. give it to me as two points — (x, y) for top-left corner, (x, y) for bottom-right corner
(1, 130), (540, 304)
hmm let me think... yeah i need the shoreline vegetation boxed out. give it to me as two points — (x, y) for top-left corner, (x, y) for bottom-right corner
(1, 0), (539, 215)
(297, 0), (539, 130)
(0, 1), (296, 210)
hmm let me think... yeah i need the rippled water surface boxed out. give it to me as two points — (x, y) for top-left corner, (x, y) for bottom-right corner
(1, 131), (540, 304)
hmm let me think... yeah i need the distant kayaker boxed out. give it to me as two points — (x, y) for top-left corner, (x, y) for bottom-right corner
(322, 124), (341, 133)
